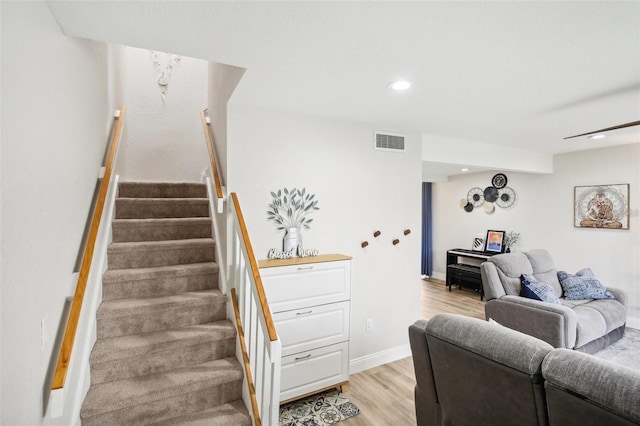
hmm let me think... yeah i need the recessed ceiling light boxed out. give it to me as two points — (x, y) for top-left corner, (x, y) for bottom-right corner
(388, 80), (412, 91)
(588, 134), (607, 140)
(461, 168), (470, 172)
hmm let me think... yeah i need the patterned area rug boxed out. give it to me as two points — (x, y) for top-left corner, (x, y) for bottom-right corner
(593, 327), (640, 371)
(279, 389), (360, 425)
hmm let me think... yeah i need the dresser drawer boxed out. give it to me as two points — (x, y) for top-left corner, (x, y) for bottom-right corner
(280, 342), (349, 403)
(261, 260), (350, 312)
(274, 301), (350, 357)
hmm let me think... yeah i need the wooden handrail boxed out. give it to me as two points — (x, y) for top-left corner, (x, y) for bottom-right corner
(231, 288), (262, 426)
(230, 192), (278, 341)
(200, 110), (224, 202)
(51, 106), (126, 390)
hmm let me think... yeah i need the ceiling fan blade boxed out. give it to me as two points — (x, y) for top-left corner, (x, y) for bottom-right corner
(564, 120), (640, 140)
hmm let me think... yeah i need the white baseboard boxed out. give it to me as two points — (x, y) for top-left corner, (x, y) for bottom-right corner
(627, 316), (640, 330)
(349, 344), (411, 375)
(430, 271), (445, 281)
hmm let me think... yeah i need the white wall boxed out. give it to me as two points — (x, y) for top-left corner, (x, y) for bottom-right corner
(207, 62), (245, 185)
(431, 143), (640, 322)
(207, 62), (246, 283)
(1, 2), (112, 424)
(227, 105), (422, 368)
(422, 133), (554, 174)
(116, 47), (209, 182)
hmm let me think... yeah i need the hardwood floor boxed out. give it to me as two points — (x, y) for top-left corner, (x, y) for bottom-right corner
(340, 278), (485, 426)
(420, 277), (486, 320)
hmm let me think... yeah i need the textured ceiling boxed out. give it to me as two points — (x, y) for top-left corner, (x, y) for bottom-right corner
(47, 1), (640, 168)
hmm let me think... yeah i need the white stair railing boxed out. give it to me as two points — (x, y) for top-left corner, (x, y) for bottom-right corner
(229, 192), (282, 426)
(201, 110), (280, 425)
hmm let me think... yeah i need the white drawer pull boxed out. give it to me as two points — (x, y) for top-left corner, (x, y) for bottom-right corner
(295, 354), (312, 361)
(296, 310), (313, 316)
(297, 266), (314, 271)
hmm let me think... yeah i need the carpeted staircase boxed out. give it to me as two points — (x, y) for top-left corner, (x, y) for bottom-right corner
(81, 182), (251, 425)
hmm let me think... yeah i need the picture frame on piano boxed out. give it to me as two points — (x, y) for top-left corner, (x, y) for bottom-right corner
(485, 230), (506, 253)
(471, 233), (485, 252)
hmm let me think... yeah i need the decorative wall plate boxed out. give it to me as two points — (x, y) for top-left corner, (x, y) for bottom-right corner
(483, 186), (499, 203)
(484, 202), (495, 214)
(464, 202), (474, 212)
(491, 173), (508, 189)
(467, 187), (485, 207)
(496, 187), (516, 208)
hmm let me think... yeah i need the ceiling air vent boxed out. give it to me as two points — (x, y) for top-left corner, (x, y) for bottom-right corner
(374, 131), (405, 152)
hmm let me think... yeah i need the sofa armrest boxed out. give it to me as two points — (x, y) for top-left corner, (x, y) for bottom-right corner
(480, 262), (507, 301)
(408, 320), (440, 426)
(543, 349), (640, 424)
(606, 286), (629, 308)
(485, 296), (577, 349)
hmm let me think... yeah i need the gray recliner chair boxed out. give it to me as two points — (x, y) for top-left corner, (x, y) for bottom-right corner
(542, 349), (640, 426)
(409, 314), (640, 426)
(409, 313), (553, 426)
(480, 249), (627, 353)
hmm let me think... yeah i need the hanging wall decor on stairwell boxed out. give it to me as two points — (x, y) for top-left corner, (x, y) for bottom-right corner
(266, 187), (319, 258)
(150, 51), (181, 102)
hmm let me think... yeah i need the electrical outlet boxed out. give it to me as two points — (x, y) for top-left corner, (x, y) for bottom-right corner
(366, 318), (373, 333)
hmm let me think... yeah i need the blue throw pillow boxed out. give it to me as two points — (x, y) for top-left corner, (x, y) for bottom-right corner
(520, 274), (561, 304)
(557, 268), (614, 300)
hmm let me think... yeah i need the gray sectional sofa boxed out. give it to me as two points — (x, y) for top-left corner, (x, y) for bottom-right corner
(409, 313), (640, 426)
(480, 249), (627, 353)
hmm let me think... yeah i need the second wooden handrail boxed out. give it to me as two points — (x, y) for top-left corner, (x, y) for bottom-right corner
(200, 110), (224, 205)
(52, 106), (126, 390)
(231, 192), (278, 342)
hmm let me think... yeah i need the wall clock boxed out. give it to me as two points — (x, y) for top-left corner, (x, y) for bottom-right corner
(491, 173), (508, 189)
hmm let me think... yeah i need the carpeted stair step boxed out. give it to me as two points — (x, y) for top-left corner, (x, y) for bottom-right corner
(112, 217), (212, 242)
(89, 321), (236, 385)
(116, 198), (210, 219)
(102, 262), (219, 300)
(80, 357), (244, 426)
(150, 400), (251, 426)
(119, 182), (207, 199)
(96, 290), (226, 339)
(82, 180), (245, 425)
(108, 238), (215, 270)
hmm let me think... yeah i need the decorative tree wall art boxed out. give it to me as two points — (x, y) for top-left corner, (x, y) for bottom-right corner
(267, 187), (319, 257)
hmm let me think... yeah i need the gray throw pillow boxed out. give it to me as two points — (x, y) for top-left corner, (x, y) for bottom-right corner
(557, 268), (614, 300)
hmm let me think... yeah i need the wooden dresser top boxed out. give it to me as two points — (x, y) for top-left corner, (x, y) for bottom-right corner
(258, 253), (352, 269)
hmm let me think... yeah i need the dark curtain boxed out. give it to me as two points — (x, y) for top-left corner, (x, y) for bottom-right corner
(421, 182), (433, 276)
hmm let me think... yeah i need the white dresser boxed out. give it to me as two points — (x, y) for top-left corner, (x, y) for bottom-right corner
(258, 254), (352, 404)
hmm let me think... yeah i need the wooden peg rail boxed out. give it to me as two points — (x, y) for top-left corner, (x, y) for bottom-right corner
(362, 228), (410, 248)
